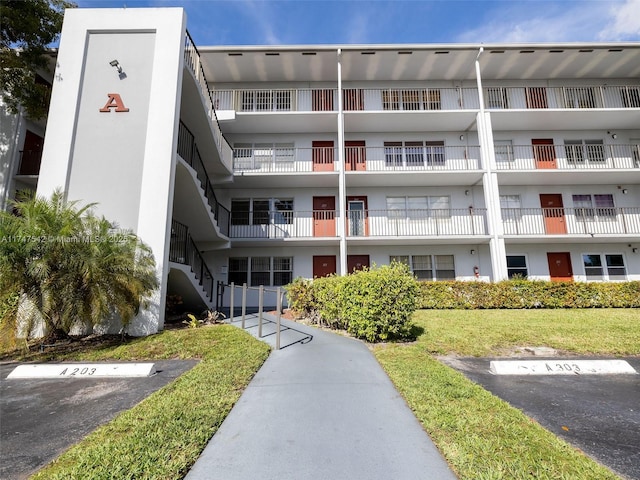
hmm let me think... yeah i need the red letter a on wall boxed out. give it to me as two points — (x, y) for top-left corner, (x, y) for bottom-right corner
(99, 93), (130, 112)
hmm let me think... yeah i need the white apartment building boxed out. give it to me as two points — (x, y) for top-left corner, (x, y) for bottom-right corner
(1, 8), (639, 334)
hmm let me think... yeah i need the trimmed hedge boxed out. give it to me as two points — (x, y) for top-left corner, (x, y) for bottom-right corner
(286, 262), (419, 342)
(419, 280), (640, 309)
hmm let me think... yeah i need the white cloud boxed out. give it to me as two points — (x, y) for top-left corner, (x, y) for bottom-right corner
(598, 0), (640, 40)
(456, 1), (638, 43)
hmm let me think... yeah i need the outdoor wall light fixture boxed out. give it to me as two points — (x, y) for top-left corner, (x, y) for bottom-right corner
(607, 131), (617, 139)
(109, 59), (123, 74)
(459, 134), (465, 141)
(465, 190), (470, 195)
(632, 247), (638, 253)
(622, 189), (628, 194)
(470, 249), (476, 255)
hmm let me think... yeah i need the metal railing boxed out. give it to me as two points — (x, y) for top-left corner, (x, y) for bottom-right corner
(212, 87), (481, 112)
(501, 207), (640, 235)
(211, 88), (338, 112)
(184, 32), (234, 171)
(495, 144), (640, 170)
(219, 282), (313, 350)
(232, 145), (482, 172)
(17, 150), (43, 175)
(177, 121), (231, 236)
(484, 85), (640, 110)
(229, 208), (488, 238)
(169, 220), (215, 302)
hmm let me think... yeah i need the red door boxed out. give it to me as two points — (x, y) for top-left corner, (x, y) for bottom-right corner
(313, 196), (335, 237)
(312, 89), (334, 111)
(312, 141), (334, 171)
(547, 252), (573, 282)
(526, 87), (548, 109)
(19, 130), (44, 175)
(532, 138), (556, 169)
(540, 194), (567, 234)
(343, 89), (364, 111)
(347, 196), (369, 236)
(313, 255), (337, 278)
(345, 141), (366, 171)
(347, 255), (370, 273)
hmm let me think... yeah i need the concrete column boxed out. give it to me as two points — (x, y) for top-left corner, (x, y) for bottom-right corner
(337, 48), (347, 276)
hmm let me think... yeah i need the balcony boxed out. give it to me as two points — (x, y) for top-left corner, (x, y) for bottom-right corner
(502, 207), (640, 241)
(233, 145), (481, 172)
(495, 143), (640, 185)
(229, 208), (488, 244)
(212, 88), (338, 112)
(485, 85), (640, 131)
(485, 85), (640, 110)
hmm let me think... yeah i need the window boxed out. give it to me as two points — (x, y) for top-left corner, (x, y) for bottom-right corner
(425, 141), (445, 165)
(229, 257), (248, 285)
(229, 257), (293, 286)
(487, 87), (509, 109)
(273, 257), (293, 286)
(494, 140), (514, 163)
(572, 194), (615, 219)
(506, 255), (528, 279)
(565, 87), (595, 108)
(384, 142), (404, 166)
(583, 254), (626, 281)
(621, 87), (640, 108)
(387, 196), (448, 219)
(381, 89), (441, 111)
(500, 195), (521, 221)
(390, 254), (455, 280)
(564, 140), (604, 163)
(231, 198), (294, 226)
(233, 143), (295, 170)
(412, 255), (433, 280)
(405, 141), (424, 166)
(251, 257), (271, 285)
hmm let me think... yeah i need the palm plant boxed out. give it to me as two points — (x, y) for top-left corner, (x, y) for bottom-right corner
(0, 190), (158, 339)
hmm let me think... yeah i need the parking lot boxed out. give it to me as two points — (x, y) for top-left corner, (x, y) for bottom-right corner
(441, 356), (640, 480)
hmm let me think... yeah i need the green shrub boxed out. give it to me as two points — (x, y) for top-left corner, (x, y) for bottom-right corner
(286, 262), (419, 342)
(419, 280), (640, 309)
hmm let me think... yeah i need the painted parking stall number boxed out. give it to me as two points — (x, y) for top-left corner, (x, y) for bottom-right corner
(59, 366), (97, 376)
(545, 362), (581, 373)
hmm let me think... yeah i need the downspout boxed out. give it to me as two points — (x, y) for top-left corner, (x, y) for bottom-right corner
(337, 48), (347, 276)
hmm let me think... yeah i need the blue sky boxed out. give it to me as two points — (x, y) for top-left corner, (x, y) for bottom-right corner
(75, 0), (640, 45)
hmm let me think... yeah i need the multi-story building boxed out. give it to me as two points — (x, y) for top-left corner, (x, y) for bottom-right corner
(1, 7), (639, 334)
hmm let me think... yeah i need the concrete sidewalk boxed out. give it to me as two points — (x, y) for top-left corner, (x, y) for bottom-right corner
(186, 315), (457, 480)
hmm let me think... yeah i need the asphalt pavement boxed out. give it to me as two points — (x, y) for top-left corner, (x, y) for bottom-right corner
(0, 359), (198, 480)
(441, 356), (640, 480)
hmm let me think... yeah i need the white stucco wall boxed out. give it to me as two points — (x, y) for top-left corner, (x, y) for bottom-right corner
(37, 7), (187, 335)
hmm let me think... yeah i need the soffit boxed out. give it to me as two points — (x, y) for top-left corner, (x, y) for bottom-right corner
(197, 44), (640, 84)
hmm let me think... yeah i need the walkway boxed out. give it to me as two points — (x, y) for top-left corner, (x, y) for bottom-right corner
(186, 314), (457, 480)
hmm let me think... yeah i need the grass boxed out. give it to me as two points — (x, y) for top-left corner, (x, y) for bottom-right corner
(10, 326), (271, 480)
(373, 309), (639, 480)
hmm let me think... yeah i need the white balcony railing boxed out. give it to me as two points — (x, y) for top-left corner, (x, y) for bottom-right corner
(212, 87), (480, 112)
(495, 144), (640, 170)
(211, 85), (639, 113)
(233, 146), (482, 173)
(212, 89), (338, 112)
(484, 85), (640, 110)
(501, 207), (640, 235)
(229, 209), (488, 239)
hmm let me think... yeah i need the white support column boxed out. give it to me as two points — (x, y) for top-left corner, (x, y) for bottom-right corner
(337, 48), (347, 276)
(475, 48), (508, 281)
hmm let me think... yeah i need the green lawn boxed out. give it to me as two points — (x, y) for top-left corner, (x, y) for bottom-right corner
(21, 326), (270, 480)
(373, 308), (639, 480)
